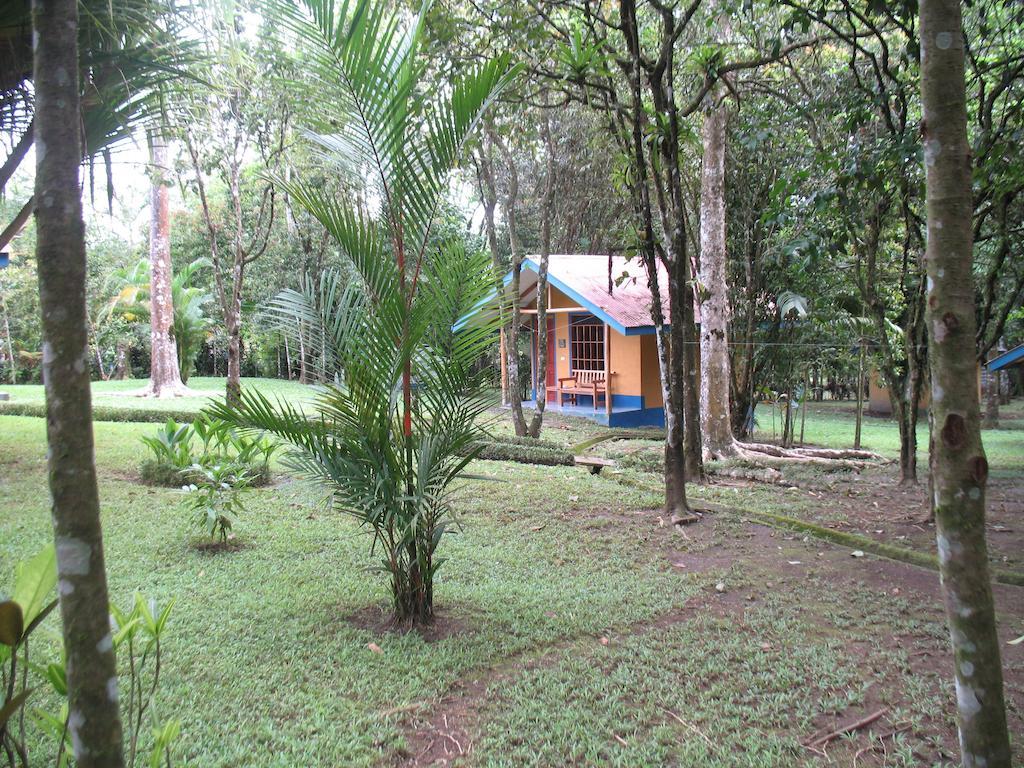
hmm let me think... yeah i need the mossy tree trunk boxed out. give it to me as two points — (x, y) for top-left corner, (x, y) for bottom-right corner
(921, 1), (1011, 764)
(699, 99), (737, 460)
(32, 0), (125, 763)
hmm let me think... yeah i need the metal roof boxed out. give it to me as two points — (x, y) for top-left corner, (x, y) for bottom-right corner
(516, 254), (676, 335)
(986, 343), (1024, 372)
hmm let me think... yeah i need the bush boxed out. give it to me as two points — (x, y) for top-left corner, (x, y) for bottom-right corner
(0, 401), (200, 424)
(139, 458), (271, 487)
(138, 416), (279, 488)
(472, 435), (574, 466)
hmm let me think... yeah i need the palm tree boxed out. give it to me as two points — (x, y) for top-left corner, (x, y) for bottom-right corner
(207, 0), (516, 625)
(101, 257), (213, 381)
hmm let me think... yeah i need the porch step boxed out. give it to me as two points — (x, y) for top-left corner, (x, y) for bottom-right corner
(574, 455), (616, 475)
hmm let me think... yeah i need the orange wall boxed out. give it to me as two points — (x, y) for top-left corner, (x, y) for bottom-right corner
(549, 287), (580, 310)
(541, 284), (661, 402)
(640, 335), (664, 407)
(553, 312), (570, 382)
(608, 332), (642, 400)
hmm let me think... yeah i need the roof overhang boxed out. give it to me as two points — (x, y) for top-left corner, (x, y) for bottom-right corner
(986, 343), (1024, 371)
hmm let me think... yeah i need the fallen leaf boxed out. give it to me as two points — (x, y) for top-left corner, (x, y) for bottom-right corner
(1008, 635), (1024, 646)
(531, 524), (546, 531)
(787, 560), (802, 565)
(367, 642), (383, 654)
(599, 636), (609, 646)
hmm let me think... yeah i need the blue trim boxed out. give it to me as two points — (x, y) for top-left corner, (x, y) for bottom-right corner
(987, 343), (1024, 372)
(454, 261), (665, 335)
(609, 407), (665, 428)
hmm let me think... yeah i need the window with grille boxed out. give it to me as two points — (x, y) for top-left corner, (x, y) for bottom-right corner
(570, 315), (605, 372)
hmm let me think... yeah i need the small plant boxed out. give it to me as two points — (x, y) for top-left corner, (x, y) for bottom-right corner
(140, 415), (277, 488)
(182, 463), (251, 543)
(141, 418), (193, 467)
(1, 546), (58, 766)
(1, 546), (179, 767)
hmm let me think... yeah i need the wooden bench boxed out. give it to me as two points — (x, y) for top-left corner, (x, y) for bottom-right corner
(557, 370), (607, 410)
(574, 455), (616, 475)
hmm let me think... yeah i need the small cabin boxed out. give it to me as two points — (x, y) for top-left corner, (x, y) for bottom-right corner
(498, 254), (675, 427)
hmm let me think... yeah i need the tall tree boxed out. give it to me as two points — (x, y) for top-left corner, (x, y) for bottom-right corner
(921, 0), (1011, 764)
(698, 90), (735, 460)
(138, 130), (190, 397)
(478, 111), (554, 439)
(32, 0), (125, 763)
(180, 1), (286, 406)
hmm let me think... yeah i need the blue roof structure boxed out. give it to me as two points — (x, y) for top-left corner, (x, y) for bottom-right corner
(986, 343), (1024, 371)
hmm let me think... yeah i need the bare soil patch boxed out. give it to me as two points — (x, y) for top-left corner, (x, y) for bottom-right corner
(345, 603), (474, 644)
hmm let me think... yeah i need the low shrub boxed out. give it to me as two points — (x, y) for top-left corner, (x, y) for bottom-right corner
(472, 435), (574, 466)
(183, 463), (252, 542)
(140, 458), (271, 487)
(139, 415), (279, 487)
(0, 401), (200, 424)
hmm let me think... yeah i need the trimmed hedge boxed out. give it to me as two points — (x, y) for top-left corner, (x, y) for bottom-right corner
(140, 459), (272, 488)
(0, 401), (201, 424)
(470, 434), (574, 466)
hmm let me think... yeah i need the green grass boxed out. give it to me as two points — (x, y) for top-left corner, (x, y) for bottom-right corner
(0, 416), (690, 766)
(1, 384), (1021, 766)
(0, 376), (317, 415)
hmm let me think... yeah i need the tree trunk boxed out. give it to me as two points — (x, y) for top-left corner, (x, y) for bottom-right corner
(855, 340), (866, 449)
(488, 126), (531, 437)
(526, 108), (556, 439)
(982, 369), (999, 429)
(699, 101), (736, 459)
(297, 322), (308, 385)
(226, 319), (242, 408)
(1, 285), (16, 384)
(283, 333), (292, 380)
(921, 1), (1012, 764)
(32, 0), (125, 763)
(142, 132), (186, 398)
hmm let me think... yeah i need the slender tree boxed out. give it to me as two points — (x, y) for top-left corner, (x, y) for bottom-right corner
(921, 0), (1011, 764)
(32, 0), (125, 764)
(138, 130), (190, 397)
(698, 95), (736, 460)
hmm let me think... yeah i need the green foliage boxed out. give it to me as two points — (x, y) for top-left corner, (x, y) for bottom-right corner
(141, 419), (194, 467)
(101, 257), (214, 381)
(1, 545), (179, 767)
(139, 416), (277, 488)
(209, 0), (516, 624)
(182, 463), (251, 543)
(472, 436), (574, 466)
(0, 402), (201, 424)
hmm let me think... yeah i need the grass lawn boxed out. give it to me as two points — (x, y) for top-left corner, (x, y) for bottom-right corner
(0, 376), (317, 414)
(1, 382), (1022, 766)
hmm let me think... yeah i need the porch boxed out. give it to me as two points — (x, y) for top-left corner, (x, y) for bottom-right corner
(516, 395), (665, 428)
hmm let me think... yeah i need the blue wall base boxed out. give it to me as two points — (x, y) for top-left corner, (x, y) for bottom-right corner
(607, 407), (665, 428)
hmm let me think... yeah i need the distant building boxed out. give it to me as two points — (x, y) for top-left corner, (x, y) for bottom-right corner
(471, 254), (696, 428)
